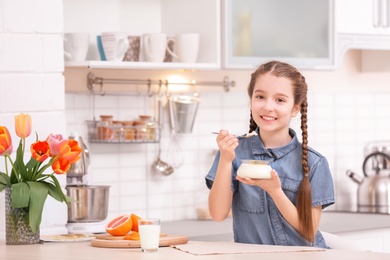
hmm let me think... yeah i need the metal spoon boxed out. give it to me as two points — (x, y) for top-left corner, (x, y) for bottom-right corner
(211, 131), (257, 138)
(153, 99), (174, 175)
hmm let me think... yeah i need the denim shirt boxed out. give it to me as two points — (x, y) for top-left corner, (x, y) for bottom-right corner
(205, 129), (335, 248)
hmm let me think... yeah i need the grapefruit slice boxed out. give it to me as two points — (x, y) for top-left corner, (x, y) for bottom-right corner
(130, 213), (142, 232)
(105, 214), (133, 236)
(124, 231), (140, 240)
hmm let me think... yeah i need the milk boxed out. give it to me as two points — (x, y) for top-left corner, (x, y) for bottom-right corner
(139, 225), (161, 252)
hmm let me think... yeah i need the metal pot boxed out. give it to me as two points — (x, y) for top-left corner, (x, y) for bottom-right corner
(346, 152), (390, 214)
(66, 185), (110, 223)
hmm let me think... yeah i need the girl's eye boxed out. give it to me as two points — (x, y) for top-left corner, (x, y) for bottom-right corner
(255, 95), (264, 99)
(276, 98), (285, 103)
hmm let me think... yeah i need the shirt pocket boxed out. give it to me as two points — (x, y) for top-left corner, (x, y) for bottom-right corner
(281, 177), (301, 204)
(238, 185), (265, 213)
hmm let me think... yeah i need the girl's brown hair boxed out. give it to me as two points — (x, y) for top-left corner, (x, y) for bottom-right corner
(247, 61), (314, 243)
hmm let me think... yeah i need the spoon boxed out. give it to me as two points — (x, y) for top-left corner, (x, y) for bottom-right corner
(211, 131), (257, 138)
(153, 99), (174, 175)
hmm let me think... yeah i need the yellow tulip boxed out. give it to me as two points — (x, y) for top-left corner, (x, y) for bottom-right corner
(15, 113), (32, 138)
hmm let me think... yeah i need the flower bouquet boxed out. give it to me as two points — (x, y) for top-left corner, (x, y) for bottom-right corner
(0, 113), (82, 244)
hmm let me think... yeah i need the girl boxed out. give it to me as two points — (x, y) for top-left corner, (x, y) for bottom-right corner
(205, 61), (335, 248)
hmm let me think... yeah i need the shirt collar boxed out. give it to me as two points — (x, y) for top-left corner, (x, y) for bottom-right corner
(250, 128), (300, 160)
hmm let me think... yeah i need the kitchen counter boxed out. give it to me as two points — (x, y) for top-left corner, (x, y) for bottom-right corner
(161, 211), (390, 241)
(1, 240), (390, 259)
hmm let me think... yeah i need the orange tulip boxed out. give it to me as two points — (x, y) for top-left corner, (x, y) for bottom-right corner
(61, 139), (82, 164)
(15, 113), (32, 138)
(52, 157), (70, 174)
(31, 141), (50, 162)
(0, 126), (12, 155)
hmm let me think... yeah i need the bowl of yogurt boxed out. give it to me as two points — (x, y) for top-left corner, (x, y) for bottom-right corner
(237, 160), (272, 179)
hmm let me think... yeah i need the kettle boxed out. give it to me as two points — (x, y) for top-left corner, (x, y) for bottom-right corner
(346, 152), (390, 214)
(67, 133), (90, 181)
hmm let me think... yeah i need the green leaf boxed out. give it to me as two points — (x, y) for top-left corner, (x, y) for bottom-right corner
(44, 181), (63, 202)
(0, 172), (10, 186)
(27, 181), (48, 234)
(49, 175), (68, 205)
(11, 182), (30, 208)
(12, 140), (29, 182)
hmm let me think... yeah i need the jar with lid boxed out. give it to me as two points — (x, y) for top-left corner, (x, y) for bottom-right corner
(97, 115), (114, 141)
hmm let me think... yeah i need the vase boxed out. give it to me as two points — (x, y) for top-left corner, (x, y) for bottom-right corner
(5, 187), (40, 245)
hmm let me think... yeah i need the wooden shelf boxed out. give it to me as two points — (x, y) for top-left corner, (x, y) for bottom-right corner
(65, 61), (220, 70)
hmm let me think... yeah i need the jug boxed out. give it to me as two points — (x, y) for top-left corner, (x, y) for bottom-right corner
(346, 151), (390, 213)
(67, 133), (90, 181)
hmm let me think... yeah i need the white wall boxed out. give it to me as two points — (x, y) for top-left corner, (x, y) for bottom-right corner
(63, 50), (390, 226)
(0, 0), (68, 237)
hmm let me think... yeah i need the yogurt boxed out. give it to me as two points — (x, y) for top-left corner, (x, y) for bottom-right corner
(237, 160), (272, 179)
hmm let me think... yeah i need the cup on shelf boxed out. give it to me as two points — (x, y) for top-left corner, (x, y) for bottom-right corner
(142, 33), (172, 62)
(63, 32), (90, 62)
(101, 32), (129, 61)
(166, 33), (200, 63)
(123, 36), (141, 61)
(138, 218), (161, 253)
(96, 35), (107, 61)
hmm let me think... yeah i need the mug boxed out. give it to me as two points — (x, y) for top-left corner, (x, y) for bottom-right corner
(101, 32), (129, 61)
(166, 33), (200, 63)
(143, 33), (171, 62)
(123, 36), (141, 61)
(96, 35), (107, 61)
(63, 33), (90, 62)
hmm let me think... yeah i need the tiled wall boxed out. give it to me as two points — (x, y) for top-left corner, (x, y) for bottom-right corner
(0, 0), (67, 238)
(64, 69), (390, 225)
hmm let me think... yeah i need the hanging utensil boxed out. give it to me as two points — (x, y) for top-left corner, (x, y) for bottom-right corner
(153, 98), (173, 176)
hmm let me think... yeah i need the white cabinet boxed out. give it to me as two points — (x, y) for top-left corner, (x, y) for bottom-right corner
(63, 0), (221, 70)
(336, 0), (390, 35)
(222, 0), (335, 70)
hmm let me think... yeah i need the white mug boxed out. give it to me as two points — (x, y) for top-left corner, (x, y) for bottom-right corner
(101, 32), (129, 61)
(63, 33), (90, 62)
(166, 33), (200, 63)
(143, 33), (170, 62)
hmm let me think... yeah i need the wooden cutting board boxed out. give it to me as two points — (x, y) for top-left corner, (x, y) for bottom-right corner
(91, 233), (189, 248)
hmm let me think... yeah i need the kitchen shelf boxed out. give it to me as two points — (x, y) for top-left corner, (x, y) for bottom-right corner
(65, 61), (220, 70)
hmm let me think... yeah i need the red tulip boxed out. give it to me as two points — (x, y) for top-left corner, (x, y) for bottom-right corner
(52, 157), (70, 174)
(0, 126), (12, 156)
(15, 113), (32, 138)
(31, 141), (50, 162)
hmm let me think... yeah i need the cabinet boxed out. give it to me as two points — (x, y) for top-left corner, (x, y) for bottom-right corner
(63, 0), (221, 70)
(335, 0), (390, 35)
(222, 0), (335, 70)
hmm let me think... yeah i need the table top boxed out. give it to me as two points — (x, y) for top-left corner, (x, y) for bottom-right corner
(1, 240), (390, 260)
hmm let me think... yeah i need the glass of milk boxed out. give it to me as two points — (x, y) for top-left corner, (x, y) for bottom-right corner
(138, 218), (161, 252)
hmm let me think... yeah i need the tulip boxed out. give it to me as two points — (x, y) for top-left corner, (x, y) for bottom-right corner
(52, 157), (70, 174)
(31, 141), (50, 162)
(15, 113), (32, 138)
(46, 134), (68, 156)
(61, 139), (82, 164)
(0, 126), (12, 155)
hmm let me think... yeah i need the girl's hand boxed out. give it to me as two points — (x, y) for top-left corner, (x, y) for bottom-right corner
(216, 129), (239, 162)
(236, 169), (281, 194)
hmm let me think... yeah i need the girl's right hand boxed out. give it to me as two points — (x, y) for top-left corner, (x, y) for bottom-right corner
(216, 129), (239, 162)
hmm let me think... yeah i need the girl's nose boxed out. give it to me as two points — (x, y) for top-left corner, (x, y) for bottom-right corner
(263, 100), (274, 111)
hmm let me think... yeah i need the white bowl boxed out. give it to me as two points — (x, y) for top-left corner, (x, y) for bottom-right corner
(237, 160), (272, 179)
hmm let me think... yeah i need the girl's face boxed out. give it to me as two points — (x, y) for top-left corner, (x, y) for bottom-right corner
(250, 73), (300, 135)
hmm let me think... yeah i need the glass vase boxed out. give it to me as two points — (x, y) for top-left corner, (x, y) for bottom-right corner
(5, 187), (40, 245)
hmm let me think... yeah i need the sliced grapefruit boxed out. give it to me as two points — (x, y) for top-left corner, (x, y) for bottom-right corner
(105, 214), (133, 236)
(130, 213), (142, 232)
(124, 231), (140, 240)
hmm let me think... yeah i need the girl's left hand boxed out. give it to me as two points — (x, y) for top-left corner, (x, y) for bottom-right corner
(236, 169), (281, 193)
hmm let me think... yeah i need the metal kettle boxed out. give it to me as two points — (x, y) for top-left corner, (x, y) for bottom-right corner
(67, 133), (90, 179)
(346, 152), (390, 214)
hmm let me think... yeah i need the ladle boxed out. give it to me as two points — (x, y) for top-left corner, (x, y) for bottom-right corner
(153, 98), (174, 175)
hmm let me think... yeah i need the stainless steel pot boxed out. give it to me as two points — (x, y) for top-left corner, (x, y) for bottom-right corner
(66, 185), (110, 223)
